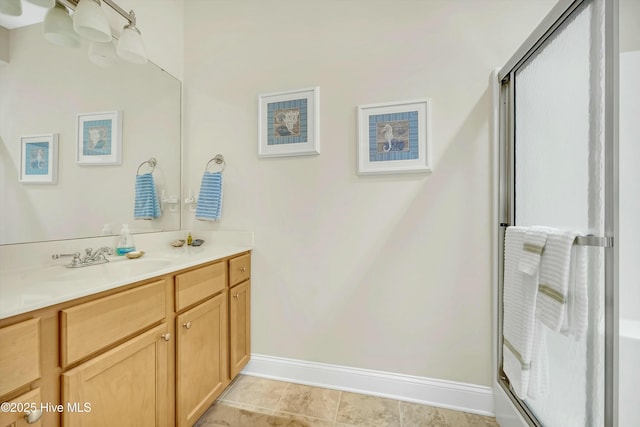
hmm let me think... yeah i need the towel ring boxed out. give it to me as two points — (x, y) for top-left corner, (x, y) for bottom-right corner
(205, 154), (225, 172)
(137, 158), (157, 175)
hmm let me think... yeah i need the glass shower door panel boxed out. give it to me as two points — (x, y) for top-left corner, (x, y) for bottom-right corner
(513, 1), (604, 426)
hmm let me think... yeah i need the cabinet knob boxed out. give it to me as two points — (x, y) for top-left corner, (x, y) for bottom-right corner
(183, 321), (192, 329)
(240, 267), (246, 272)
(233, 293), (239, 299)
(24, 409), (43, 424)
(161, 333), (171, 341)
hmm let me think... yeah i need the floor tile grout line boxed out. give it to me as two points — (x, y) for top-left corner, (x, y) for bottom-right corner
(272, 381), (291, 415)
(333, 390), (343, 423)
(218, 399), (277, 414)
(398, 400), (403, 427)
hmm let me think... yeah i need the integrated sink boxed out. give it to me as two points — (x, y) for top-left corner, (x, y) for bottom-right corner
(107, 257), (174, 275)
(47, 256), (174, 283)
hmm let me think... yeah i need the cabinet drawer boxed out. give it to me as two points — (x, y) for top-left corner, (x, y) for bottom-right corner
(0, 318), (40, 396)
(175, 262), (226, 311)
(229, 253), (251, 287)
(0, 388), (42, 427)
(61, 280), (166, 367)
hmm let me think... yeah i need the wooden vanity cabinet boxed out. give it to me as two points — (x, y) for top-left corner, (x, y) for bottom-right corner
(174, 252), (252, 426)
(61, 323), (170, 427)
(59, 279), (170, 427)
(0, 318), (41, 397)
(176, 292), (227, 427)
(228, 253), (251, 379)
(0, 318), (44, 427)
(0, 388), (43, 427)
(174, 260), (229, 427)
(0, 250), (251, 427)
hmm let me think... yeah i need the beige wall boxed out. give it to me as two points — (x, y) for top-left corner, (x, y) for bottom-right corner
(0, 26), (7, 65)
(621, 0), (640, 52)
(183, 0), (556, 386)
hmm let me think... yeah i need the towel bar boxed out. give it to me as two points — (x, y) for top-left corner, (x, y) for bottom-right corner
(500, 224), (613, 248)
(205, 154), (225, 172)
(574, 235), (613, 248)
(136, 158), (157, 175)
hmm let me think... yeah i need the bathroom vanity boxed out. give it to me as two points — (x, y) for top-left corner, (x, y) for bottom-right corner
(0, 246), (251, 427)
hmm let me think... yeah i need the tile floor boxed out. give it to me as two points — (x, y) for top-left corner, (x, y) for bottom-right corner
(195, 375), (500, 427)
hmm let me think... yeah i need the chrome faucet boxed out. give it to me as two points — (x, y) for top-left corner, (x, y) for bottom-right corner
(85, 246), (115, 263)
(52, 247), (114, 268)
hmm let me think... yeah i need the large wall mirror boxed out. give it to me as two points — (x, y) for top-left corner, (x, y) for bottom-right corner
(0, 22), (181, 245)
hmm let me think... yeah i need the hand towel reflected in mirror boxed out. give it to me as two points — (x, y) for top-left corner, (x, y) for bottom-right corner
(196, 171), (223, 221)
(134, 173), (161, 219)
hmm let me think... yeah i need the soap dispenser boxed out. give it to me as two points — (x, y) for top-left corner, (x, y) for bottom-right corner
(116, 224), (136, 255)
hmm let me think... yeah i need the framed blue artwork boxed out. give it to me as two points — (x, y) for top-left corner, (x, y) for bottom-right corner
(258, 87), (320, 158)
(76, 110), (122, 165)
(357, 99), (432, 175)
(19, 134), (58, 184)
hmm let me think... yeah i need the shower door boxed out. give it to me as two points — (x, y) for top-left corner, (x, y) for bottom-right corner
(496, 0), (617, 426)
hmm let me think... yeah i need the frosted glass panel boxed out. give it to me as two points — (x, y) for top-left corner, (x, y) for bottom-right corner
(515, 5), (592, 231)
(513, 0), (605, 426)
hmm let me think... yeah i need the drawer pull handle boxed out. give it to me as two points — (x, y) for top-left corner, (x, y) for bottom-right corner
(183, 321), (192, 330)
(161, 333), (171, 341)
(240, 267), (246, 272)
(24, 409), (43, 424)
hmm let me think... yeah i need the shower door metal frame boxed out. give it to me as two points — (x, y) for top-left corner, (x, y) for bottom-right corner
(496, 0), (618, 425)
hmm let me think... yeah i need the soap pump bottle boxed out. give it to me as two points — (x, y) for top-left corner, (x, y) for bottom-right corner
(116, 224), (136, 255)
(187, 232), (193, 246)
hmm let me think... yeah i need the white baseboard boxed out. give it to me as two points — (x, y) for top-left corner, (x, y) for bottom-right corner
(241, 354), (494, 416)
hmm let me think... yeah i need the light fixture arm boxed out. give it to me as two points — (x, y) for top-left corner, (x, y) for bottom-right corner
(56, 0), (136, 25)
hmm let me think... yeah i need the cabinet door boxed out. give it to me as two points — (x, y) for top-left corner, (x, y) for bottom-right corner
(61, 324), (169, 427)
(229, 280), (251, 379)
(176, 292), (227, 427)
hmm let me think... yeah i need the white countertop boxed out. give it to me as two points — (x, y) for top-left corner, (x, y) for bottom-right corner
(0, 243), (251, 320)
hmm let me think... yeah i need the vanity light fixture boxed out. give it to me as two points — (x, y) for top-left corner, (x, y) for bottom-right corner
(43, 3), (80, 48)
(116, 15), (146, 64)
(25, 0), (54, 7)
(72, 0), (111, 42)
(62, 0), (147, 64)
(0, 0), (22, 17)
(88, 40), (117, 66)
(0, 0), (147, 65)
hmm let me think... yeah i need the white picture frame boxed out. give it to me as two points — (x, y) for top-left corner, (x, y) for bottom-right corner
(357, 98), (432, 175)
(258, 87), (320, 158)
(19, 134), (58, 184)
(76, 110), (122, 165)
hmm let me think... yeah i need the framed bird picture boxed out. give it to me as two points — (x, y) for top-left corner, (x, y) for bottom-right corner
(357, 98), (432, 175)
(258, 87), (320, 158)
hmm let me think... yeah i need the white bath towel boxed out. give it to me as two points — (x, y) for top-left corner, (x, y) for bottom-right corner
(518, 228), (548, 276)
(534, 227), (578, 332)
(503, 226), (539, 398)
(526, 322), (548, 400)
(561, 243), (588, 340)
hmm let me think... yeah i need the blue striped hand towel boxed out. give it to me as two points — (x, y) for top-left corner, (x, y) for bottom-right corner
(134, 173), (161, 219)
(196, 171), (223, 221)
